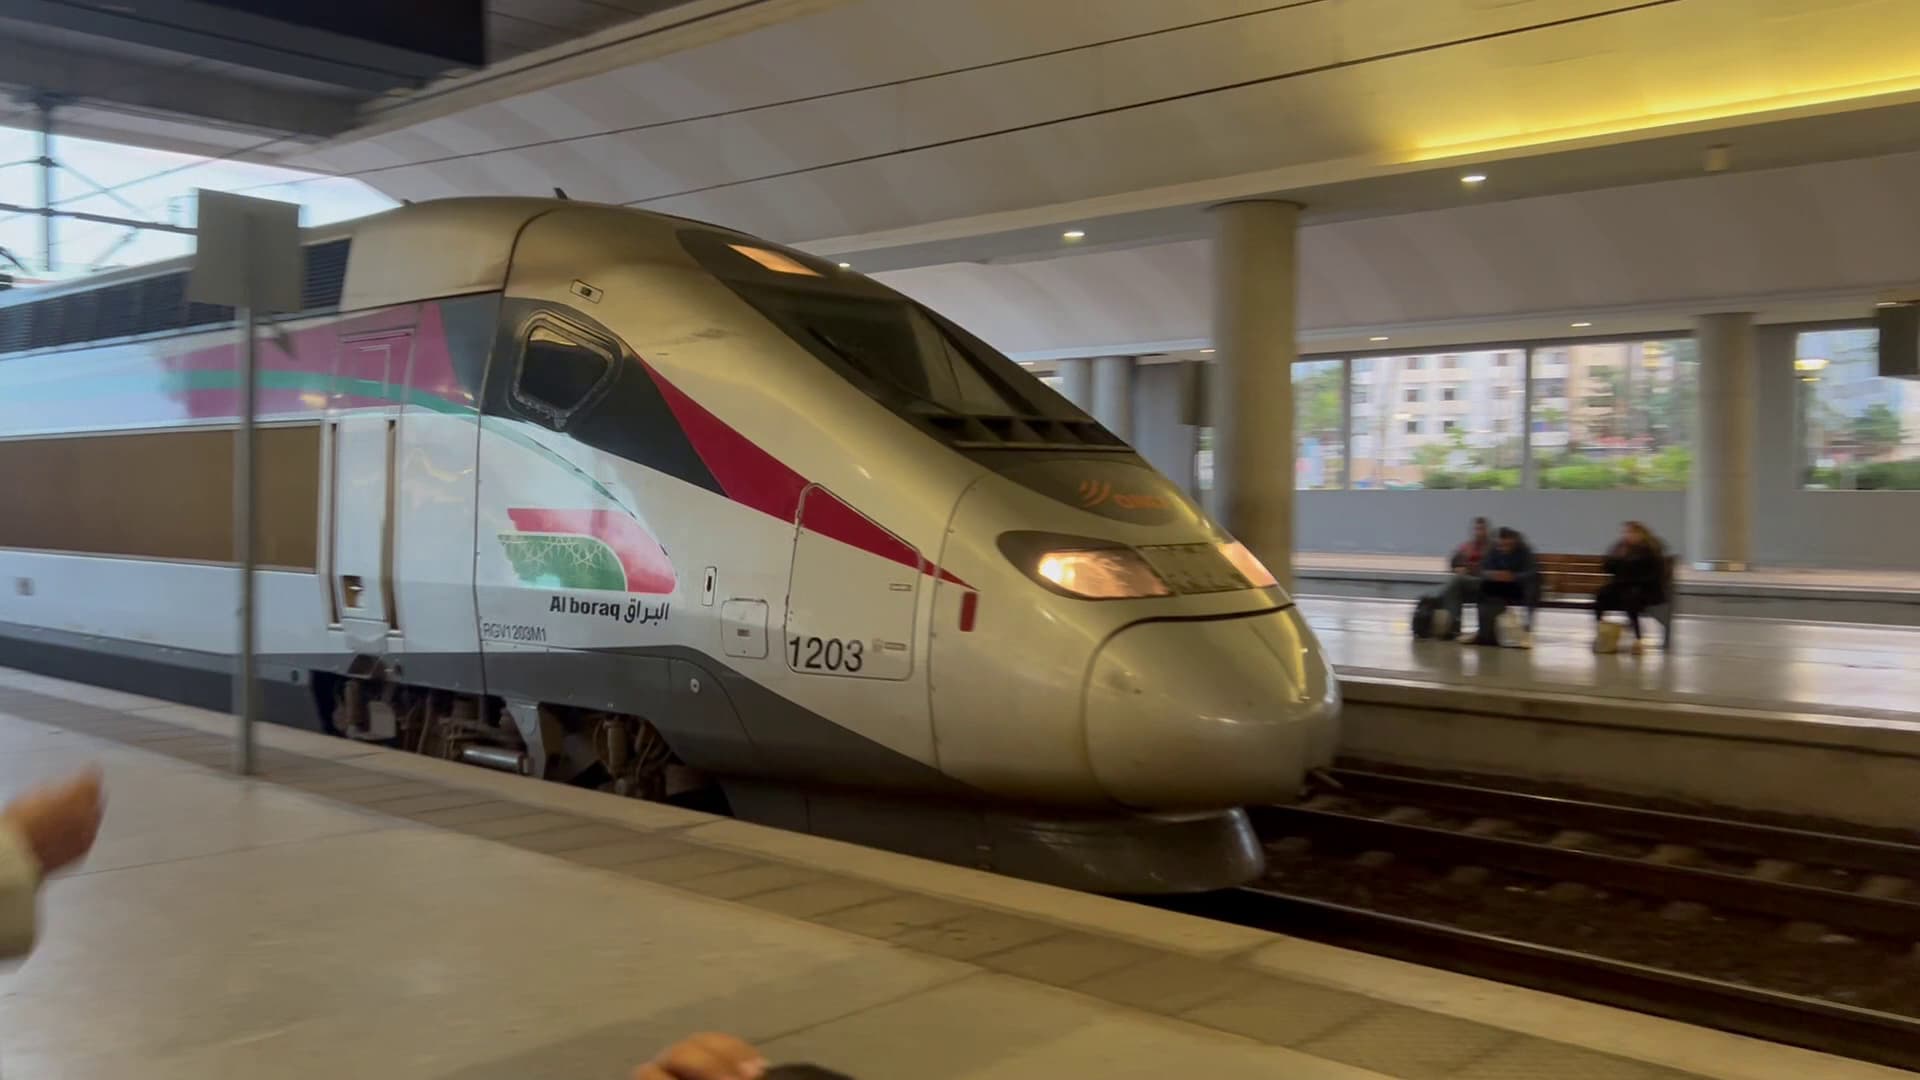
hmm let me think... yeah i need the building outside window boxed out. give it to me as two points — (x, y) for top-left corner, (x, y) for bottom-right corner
(1350, 351), (1523, 489)
(1798, 328), (1920, 489)
(1529, 339), (1696, 489)
(1293, 359), (1345, 490)
(1195, 426), (1213, 499)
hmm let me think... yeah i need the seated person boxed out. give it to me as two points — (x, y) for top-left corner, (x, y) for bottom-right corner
(1472, 527), (1537, 647)
(1438, 516), (1490, 640)
(1595, 520), (1667, 655)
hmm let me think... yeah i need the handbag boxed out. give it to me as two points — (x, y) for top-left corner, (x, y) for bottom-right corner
(1594, 620), (1623, 654)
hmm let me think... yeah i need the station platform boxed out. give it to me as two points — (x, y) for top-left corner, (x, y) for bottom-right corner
(1297, 554), (1920, 627)
(0, 668), (1906, 1080)
(1298, 594), (1920, 724)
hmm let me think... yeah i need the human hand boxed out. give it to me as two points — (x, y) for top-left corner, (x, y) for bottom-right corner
(2, 769), (105, 875)
(634, 1033), (766, 1080)
(1489, 571), (1512, 582)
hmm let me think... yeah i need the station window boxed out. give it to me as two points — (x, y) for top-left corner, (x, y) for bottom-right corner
(1529, 339), (1696, 489)
(1441, 355), (1462, 369)
(513, 321), (614, 426)
(1294, 359), (1344, 490)
(1798, 328), (1920, 490)
(1352, 352), (1522, 490)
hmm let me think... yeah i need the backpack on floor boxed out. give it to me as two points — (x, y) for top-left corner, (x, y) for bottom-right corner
(1412, 594), (1442, 639)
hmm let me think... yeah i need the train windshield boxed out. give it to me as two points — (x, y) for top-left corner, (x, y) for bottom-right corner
(681, 230), (1077, 421)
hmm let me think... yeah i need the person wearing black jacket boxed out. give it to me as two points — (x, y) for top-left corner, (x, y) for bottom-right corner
(1595, 520), (1666, 654)
(1472, 527), (1538, 647)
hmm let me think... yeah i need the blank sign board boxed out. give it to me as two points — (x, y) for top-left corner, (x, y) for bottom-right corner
(1878, 302), (1918, 380)
(188, 190), (302, 313)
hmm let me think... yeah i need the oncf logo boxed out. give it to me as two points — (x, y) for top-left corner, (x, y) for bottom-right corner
(1077, 479), (1169, 512)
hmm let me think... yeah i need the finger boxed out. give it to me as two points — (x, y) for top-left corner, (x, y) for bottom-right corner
(632, 1068), (671, 1080)
(684, 1032), (763, 1071)
(654, 1039), (762, 1080)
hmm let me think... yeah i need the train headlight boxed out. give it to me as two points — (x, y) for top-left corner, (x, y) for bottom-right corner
(1217, 540), (1278, 589)
(998, 532), (1172, 599)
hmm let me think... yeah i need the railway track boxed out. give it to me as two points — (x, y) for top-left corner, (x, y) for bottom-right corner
(1171, 887), (1920, 1074)
(1201, 769), (1920, 1072)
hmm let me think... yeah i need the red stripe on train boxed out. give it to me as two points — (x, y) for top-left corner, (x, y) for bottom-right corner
(639, 359), (971, 589)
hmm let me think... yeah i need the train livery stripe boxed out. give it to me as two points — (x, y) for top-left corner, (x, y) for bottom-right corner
(639, 359), (970, 588)
(0, 300), (478, 435)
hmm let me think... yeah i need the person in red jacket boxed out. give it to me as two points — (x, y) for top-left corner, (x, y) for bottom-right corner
(1436, 516), (1490, 639)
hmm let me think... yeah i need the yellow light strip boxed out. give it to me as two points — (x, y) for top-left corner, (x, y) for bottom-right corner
(1405, 76), (1920, 163)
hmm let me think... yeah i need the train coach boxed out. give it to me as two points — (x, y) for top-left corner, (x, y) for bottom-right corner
(0, 198), (1338, 893)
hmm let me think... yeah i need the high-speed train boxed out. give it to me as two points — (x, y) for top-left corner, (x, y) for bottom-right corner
(0, 198), (1338, 893)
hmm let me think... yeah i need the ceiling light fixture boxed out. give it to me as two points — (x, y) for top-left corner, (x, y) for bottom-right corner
(1795, 356), (1830, 373)
(1461, 173), (1487, 185)
(837, 262), (852, 269)
(1570, 321), (1593, 328)
(1062, 229), (1086, 240)
(1200, 348), (1216, 354)
(1369, 336), (1390, 342)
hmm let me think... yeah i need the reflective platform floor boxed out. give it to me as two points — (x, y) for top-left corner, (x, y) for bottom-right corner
(1299, 595), (1920, 723)
(0, 669), (1905, 1079)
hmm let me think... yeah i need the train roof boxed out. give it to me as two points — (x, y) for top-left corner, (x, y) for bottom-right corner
(0, 198), (732, 356)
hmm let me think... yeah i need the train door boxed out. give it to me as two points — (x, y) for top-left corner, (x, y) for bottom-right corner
(326, 330), (412, 648)
(783, 486), (918, 682)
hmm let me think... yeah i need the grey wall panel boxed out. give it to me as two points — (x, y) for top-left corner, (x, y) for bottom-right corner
(1293, 490), (1689, 560)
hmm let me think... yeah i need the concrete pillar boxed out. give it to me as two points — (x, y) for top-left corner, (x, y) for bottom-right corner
(1688, 313), (1756, 570)
(1091, 355), (1136, 441)
(1131, 363), (1198, 491)
(1056, 358), (1092, 412)
(1208, 200), (1300, 589)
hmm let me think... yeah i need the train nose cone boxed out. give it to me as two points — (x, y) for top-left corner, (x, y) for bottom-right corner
(1084, 606), (1339, 810)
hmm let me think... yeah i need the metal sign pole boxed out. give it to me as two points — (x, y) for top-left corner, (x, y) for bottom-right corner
(234, 301), (258, 774)
(188, 189), (299, 778)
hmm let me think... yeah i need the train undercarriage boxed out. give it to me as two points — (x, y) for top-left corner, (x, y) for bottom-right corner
(317, 671), (721, 810)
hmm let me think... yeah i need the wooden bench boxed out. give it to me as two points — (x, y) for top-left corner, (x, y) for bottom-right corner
(1525, 552), (1677, 649)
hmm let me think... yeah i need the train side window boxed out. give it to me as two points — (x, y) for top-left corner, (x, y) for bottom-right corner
(512, 321), (613, 427)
